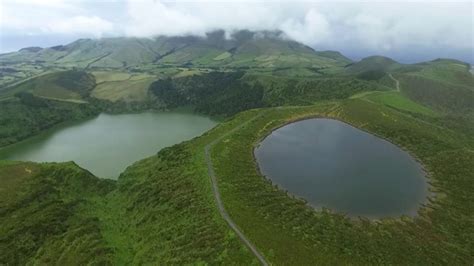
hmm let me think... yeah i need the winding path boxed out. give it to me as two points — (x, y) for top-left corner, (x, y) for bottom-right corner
(204, 112), (269, 266)
(388, 73), (400, 92)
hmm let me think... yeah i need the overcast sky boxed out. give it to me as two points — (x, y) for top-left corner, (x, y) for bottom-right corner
(0, 0), (473, 63)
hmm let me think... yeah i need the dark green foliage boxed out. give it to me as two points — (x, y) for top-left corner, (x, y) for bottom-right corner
(150, 72), (382, 116)
(53, 70), (96, 97)
(14, 91), (48, 107)
(193, 80), (264, 115)
(3, 70), (96, 100)
(256, 76), (383, 106)
(0, 162), (115, 265)
(399, 74), (474, 114)
(149, 78), (187, 108)
(356, 70), (386, 81)
(113, 143), (254, 264)
(0, 98), (100, 147)
(150, 72), (265, 116)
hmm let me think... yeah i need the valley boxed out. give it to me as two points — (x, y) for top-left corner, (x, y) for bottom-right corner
(0, 31), (473, 264)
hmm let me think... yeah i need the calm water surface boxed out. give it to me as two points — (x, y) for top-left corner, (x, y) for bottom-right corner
(254, 118), (428, 219)
(0, 111), (216, 179)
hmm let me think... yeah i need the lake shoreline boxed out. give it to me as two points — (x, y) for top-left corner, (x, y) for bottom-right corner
(0, 110), (217, 179)
(251, 111), (437, 222)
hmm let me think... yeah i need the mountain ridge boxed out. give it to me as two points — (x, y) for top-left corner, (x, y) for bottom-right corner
(0, 30), (352, 69)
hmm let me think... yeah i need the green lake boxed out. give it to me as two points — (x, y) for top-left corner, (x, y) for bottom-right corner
(0, 111), (217, 179)
(254, 118), (429, 219)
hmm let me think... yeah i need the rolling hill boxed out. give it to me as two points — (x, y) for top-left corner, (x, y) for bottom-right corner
(0, 29), (474, 265)
(0, 30), (351, 71)
(1, 70), (95, 103)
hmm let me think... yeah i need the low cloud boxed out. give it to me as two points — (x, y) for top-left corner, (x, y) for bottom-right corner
(123, 1), (472, 55)
(1, 0), (114, 37)
(1, 0), (472, 62)
(43, 16), (114, 37)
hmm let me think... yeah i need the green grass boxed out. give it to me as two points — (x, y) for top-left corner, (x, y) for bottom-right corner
(0, 161), (115, 265)
(2, 99), (472, 264)
(92, 71), (132, 83)
(211, 100), (473, 264)
(398, 73), (474, 114)
(1, 70), (96, 102)
(213, 52), (232, 61)
(91, 75), (155, 103)
(362, 91), (438, 117)
(1, 32), (473, 264)
(413, 59), (474, 87)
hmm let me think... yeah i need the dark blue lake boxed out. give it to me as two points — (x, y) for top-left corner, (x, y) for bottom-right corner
(254, 118), (428, 219)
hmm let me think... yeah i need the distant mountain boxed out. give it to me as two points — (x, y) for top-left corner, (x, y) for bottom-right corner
(0, 30), (352, 69)
(345, 56), (401, 74)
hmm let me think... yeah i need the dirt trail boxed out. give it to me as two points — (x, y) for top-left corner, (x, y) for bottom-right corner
(388, 73), (400, 92)
(204, 112), (269, 266)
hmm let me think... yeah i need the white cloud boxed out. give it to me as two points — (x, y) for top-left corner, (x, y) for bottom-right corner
(0, 0), (114, 37)
(280, 9), (331, 46)
(122, 0), (473, 52)
(43, 16), (114, 37)
(0, 0), (472, 61)
(125, 0), (206, 36)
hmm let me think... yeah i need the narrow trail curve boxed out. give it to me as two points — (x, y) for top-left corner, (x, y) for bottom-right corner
(388, 73), (400, 92)
(204, 111), (269, 266)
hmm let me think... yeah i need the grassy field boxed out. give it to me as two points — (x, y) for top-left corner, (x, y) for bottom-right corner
(92, 71), (132, 83)
(353, 90), (438, 117)
(91, 75), (155, 103)
(0, 70), (95, 102)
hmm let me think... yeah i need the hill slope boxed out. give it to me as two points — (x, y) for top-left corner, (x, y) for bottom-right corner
(1, 70), (95, 102)
(1, 99), (472, 264)
(0, 31), (350, 70)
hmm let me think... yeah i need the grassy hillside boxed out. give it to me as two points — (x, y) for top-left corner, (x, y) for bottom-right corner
(1, 31), (473, 264)
(0, 94), (100, 147)
(345, 56), (402, 74)
(0, 30), (350, 72)
(211, 101), (473, 264)
(1, 70), (95, 102)
(149, 72), (385, 116)
(2, 99), (472, 264)
(91, 72), (156, 103)
(0, 161), (115, 265)
(397, 73), (474, 113)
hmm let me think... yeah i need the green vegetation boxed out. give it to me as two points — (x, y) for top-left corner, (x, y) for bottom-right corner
(149, 72), (384, 116)
(91, 74), (155, 103)
(0, 161), (115, 264)
(3, 98), (472, 264)
(357, 91), (439, 117)
(211, 100), (473, 264)
(1, 31), (473, 264)
(0, 135), (257, 264)
(150, 72), (264, 116)
(2, 70), (95, 102)
(0, 30), (349, 74)
(398, 73), (474, 114)
(0, 95), (100, 147)
(345, 55), (402, 74)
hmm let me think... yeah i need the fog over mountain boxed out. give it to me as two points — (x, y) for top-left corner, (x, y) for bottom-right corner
(1, 0), (473, 63)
